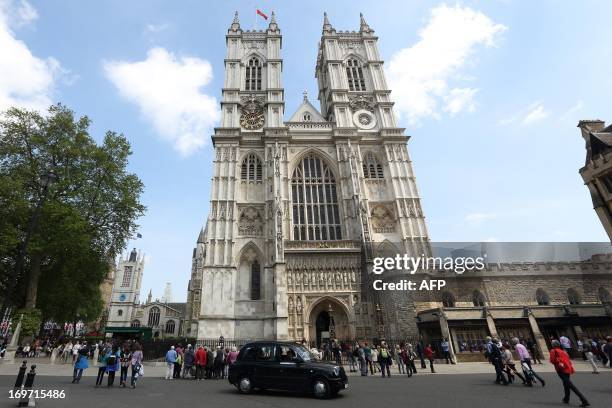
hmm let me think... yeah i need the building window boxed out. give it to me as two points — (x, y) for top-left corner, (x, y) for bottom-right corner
(251, 260), (261, 300)
(601, 174), (612, 194)
(472, 290), (486, 307)
(241, 153), (262, 181)
(441, 291), (455, 307)
(165, 320), (175, 334)
(303, 112), (312, 121)
(567, 288), (581, 305)
(121, 266), (132, 287)
(131, 320), (140, 327)
(346, 58), (366, 91)
(598, 287), (611, 303)
(536, 288), (550, 305)
(291, 154), (342, 241)
(148, 306), (160, 327)
(245, 57), (262, 91)
(362, 152), (384, 178)
(117, 309), (123, 317)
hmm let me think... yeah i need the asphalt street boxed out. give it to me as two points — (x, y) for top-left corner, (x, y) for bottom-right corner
(1, 371), (610, 408)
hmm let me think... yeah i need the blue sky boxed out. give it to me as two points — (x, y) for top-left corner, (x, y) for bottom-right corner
(1, 0), (611, 301)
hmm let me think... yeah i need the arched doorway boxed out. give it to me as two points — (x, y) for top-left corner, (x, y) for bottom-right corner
(308, 297), (350, 347)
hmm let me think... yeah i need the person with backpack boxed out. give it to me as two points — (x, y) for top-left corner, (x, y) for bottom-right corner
(378, 342), (392, 377)
(214, 346), (225, 379)
(173, 348), (183, 379)
(182, 345), (195, 378)
(119, 344), (131, 387)
(550, 339), (590, 407)
(130, 342), (144, 388)
(72, 342), (89, 384)
(105, 345), (121, 387)
(485, 337), (507, 385)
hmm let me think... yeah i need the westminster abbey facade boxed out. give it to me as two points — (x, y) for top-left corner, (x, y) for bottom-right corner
(184, 12), (430, 344)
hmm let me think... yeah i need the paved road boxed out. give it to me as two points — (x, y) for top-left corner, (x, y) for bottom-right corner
(1, 372), (609, 408)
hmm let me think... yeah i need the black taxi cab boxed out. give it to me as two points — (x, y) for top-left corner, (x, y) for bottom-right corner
(228, 341), (348, 399)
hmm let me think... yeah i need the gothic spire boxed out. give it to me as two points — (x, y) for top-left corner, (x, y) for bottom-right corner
(322, 12), (334, 35)
(359, 12), (372, 33)
(229, 11), (241, 32)
(268, 10), (279, 32)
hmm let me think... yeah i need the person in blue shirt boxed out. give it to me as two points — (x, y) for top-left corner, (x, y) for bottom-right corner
(165, 345), (177, 380)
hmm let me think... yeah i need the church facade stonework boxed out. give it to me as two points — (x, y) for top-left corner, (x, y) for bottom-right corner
(185, 13), (429, 343)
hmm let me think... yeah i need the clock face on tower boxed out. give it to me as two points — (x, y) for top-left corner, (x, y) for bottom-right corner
(240, 111), (265, 130)
(119, 294), (127, 302)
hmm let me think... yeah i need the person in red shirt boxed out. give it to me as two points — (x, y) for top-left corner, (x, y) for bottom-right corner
(194, 345), (207, 381)
(424, 344), (436, 373)
(549, 340), (589, 407)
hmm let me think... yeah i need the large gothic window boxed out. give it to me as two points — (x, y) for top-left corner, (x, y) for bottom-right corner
(291, 154), (342, 241)
(245, 57), (262, 91)
(148, 306), (160, 327)
(362, 152), (384, 178)
(346, 58), (366, 91)
(241, 153), (262, 181)
(250, 260), (261, 300)
(121, 266), (132, 287)
(165, 319), (175, 334)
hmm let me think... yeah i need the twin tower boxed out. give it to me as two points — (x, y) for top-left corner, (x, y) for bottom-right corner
(184, 12), (430, 344)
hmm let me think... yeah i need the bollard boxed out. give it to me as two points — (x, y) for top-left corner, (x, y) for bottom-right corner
(14, 361), (27, 389)
(17, 365), (36, 407)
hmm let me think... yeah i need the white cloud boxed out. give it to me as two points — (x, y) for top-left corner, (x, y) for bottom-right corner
(444, 88), (477, 116)
(145, 23), (170, 34)
(0, 0), (61, 111)
(465, 212), (496, 223)
(521, 102), (548, 125)
(387, 4), (506, 123)
(104, 48), (220, 155)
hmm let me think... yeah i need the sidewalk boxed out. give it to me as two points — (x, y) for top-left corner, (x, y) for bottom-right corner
(0, 358), (607, 377)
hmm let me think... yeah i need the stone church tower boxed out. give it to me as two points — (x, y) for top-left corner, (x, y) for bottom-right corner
(187, 12), (429, 343)
(107, 248), (145, 327)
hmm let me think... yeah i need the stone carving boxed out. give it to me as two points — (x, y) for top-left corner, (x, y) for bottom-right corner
(238, 206), (263, 236)
(240, 94), (265, 130)
(348, 94), (375, 112)
(371, 204), (396, 233)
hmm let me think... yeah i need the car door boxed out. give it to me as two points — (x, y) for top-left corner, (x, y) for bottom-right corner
(277, 345), (309, 392)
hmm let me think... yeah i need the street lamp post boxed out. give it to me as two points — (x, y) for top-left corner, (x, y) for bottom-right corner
(1, 169), (57, 322)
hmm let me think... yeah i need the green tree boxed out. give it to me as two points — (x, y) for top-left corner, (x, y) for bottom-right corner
(0, 104), (145, 328)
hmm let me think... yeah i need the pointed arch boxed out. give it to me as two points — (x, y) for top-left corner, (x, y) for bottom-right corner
(362, 151), (384, 178)
(236, 241), (264, 301)
(240, 151), (263, 181)
(245, 55), (263, 91)
(290, 152), (342, 241)
(345, 57), (366, 91)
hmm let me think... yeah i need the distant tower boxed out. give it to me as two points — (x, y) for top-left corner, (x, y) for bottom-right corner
(162, 282), (173, 303)
(146, 289), (152, 304)
(107, 248), (145, 327)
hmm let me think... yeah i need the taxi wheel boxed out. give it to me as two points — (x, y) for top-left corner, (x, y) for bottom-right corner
(312, 378), (331, 399)
(237, 376), (252, 394)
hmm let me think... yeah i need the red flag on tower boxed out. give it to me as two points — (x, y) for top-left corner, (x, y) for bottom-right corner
(256, 9), (268, 20)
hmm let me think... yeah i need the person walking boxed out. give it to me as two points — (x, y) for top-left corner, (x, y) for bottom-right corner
(424, 344), (435, 373)
(550, 340), (590, 407)
(416, 338), (427, 369)
(501, 344), (526, 384)
(404, 344), (418, 376)
(173, 348), (183, 379)
(604, 337), (612, 368)
(379, 343), (392, 377)
(512, 338), (545, 386)
(394, 345), (405, 374)
(130, 343), (143, 388)
(371, 346), (380, 373)
(165, 345), (177, 380)
(486, 337), (508, 385)
(105, 345), (120, 387)
(348, 345), (357, 373)
(559, 335), (573, 357)
(357, 343), (367, 376)
(72, 342), (89, 384)
(195, 345), (207, 381)
(363, 342), (374, 375)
